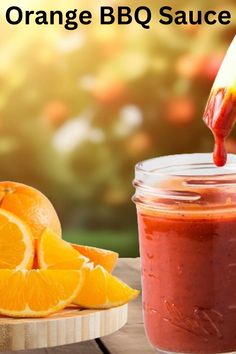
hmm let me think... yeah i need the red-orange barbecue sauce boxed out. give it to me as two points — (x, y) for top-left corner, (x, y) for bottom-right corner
(138, 206), (236, 354)
(203, 88), (236, 167)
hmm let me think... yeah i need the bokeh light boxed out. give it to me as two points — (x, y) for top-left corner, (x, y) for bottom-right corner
(0, 0), (235, 255)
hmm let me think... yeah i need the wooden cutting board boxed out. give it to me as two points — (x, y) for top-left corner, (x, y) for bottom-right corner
(0, 304), (128, 351)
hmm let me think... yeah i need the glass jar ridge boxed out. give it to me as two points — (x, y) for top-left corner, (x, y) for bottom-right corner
(133, 153), (236, 214)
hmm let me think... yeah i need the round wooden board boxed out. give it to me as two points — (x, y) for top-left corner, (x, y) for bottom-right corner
(0, 304), (128, 352)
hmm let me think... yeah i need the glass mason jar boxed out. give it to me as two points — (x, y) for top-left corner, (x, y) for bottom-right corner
(133, 153), (236, 354)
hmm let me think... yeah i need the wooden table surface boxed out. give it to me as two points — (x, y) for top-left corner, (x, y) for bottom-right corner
(4, 258), (156, 354)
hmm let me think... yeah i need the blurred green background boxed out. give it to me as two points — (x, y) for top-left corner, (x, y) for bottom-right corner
(0, 0), (236, 256)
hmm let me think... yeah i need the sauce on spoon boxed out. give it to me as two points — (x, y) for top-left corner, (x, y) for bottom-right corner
(203, 87), (236, 166)
(203, 36), (236, 167)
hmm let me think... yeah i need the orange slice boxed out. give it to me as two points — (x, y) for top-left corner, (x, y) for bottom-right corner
(72, 243), (118, 272)
(0, 208), (34, 269)
(38, 229), (89, 269)
(0, 269), (84, 317)
(74, 266), (139, 309)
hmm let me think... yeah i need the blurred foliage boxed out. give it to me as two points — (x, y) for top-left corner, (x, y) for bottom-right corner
(64, 230), (139, 258)
(0, 0), (235, 254)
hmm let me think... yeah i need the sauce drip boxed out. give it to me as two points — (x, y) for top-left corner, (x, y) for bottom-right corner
(203, 88), (236, 166)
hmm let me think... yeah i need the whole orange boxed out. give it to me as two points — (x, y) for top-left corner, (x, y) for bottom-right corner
(0, 181), (61, 239)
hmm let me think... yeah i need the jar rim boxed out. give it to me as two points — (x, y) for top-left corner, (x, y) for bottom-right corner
(135, 153), (236, 179)
(133, 154), (236, 212)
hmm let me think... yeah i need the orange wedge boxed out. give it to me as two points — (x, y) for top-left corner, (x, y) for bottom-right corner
(72, 243), (118, 272)
(38, 229), (89, 269)
(74, 266), (139, 309)
(0, 269), (84, 317)
(0, 208), (34, 269)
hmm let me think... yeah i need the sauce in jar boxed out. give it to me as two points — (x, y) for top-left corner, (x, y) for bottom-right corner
(134, 154), (236, 353)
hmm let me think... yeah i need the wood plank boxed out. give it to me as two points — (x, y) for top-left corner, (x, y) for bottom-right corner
(101, 258), (156, 353)
(44, 341), (104, 354)
(113, 258), (142, 325)
(113, 258), (141, 288)
(99, 324), (155, 354)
